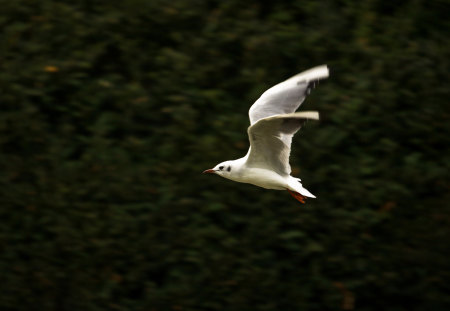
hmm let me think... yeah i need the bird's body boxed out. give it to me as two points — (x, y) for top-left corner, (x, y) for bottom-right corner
(203, 65), (329, 203)
(220, 159), (288, 190)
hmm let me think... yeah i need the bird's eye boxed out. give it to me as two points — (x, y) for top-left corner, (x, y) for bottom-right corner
(219, 166), (224, 170)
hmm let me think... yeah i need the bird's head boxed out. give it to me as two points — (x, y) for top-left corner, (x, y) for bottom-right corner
(203, 161), (233, 177)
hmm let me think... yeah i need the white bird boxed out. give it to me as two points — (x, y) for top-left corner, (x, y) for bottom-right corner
(203, 65), (329, 203)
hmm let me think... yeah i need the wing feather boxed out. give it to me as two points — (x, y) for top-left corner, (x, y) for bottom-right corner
(245, 112), (319, 175)
(249, 65), (328, 125)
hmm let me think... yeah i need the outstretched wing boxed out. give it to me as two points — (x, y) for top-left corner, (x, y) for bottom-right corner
(245, 112), (319, 176)
(249, 65), (328, 125)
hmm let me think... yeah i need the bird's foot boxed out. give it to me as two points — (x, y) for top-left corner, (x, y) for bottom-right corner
(287, 189), (306, 204)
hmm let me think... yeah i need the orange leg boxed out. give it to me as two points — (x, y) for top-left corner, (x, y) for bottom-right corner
(287, 189), (306, 204)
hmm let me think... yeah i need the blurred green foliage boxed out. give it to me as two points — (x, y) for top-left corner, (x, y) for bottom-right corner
(1, 0), (449, 310)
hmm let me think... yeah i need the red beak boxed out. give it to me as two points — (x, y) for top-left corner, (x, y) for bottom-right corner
(202, 169), (216, 174)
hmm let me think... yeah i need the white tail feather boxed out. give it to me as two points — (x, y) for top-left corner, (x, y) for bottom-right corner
(288, 176), (316, 198)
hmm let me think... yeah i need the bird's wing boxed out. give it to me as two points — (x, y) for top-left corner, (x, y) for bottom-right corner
(245, 112), (319, 176)
(249, 65), (328, 125)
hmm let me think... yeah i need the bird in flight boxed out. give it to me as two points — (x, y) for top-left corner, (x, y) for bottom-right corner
(203, 65), (329, 203)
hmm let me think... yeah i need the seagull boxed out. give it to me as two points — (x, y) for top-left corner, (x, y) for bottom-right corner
(203, 65), (329, 203)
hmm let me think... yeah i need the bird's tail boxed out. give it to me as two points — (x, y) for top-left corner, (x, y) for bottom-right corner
(288, 176), (316, 198)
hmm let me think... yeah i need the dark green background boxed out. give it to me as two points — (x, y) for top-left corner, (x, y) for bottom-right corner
(1, 0), (449, 310)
